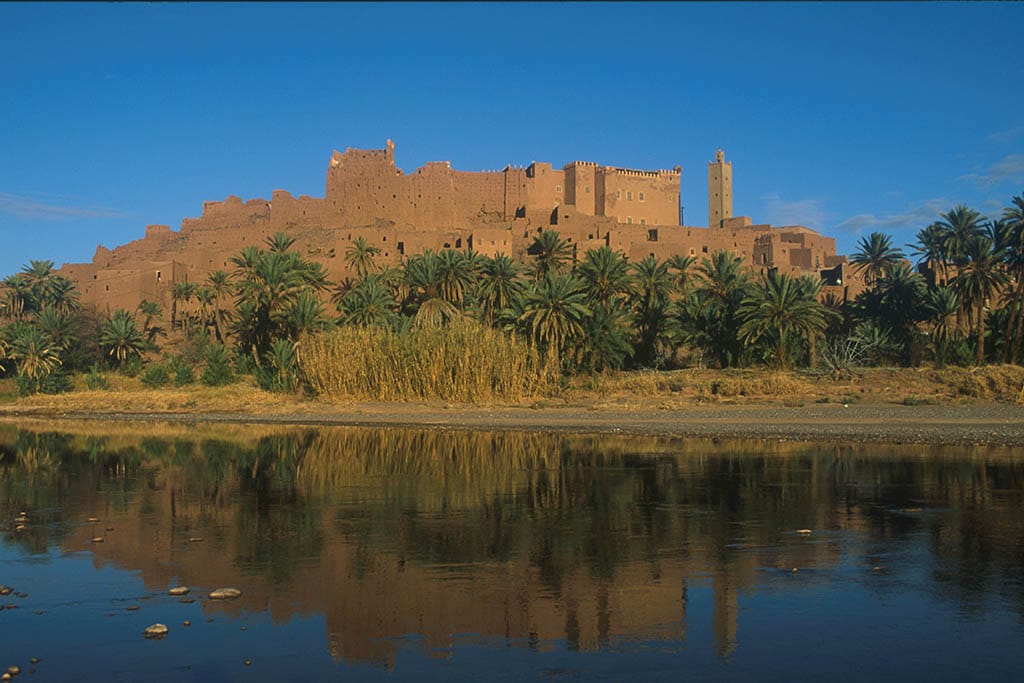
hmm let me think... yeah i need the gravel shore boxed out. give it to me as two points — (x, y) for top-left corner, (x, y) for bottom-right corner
(5, 402), (1023, 447)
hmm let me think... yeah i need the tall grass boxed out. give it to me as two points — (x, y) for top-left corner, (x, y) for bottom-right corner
(298, 319), (559, 402)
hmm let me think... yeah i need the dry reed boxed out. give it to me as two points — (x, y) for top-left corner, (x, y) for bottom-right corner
(297, 319), (559, 402)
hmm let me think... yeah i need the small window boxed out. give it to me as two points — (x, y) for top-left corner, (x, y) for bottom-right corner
(647, 229), (658, 242)
(639, 192), (645, 201)
(616, 190), (621, 199)
(690, 248), (696, 256)
(640, 218), (646, 225)
(156, 271), (162, 282)
(585, 186), (591, 193)
(627, 216), (632, 224)
(702, 245), (709, 253)
(627, 191), (633, 201)
(397, 241), (405, 255)
(555, 185), (562, 193)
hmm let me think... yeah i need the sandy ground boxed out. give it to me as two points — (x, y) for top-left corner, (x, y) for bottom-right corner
(3, 401), (1023, 447)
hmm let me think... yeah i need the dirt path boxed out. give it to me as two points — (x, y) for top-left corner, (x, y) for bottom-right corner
(4, 402), (1023, 446)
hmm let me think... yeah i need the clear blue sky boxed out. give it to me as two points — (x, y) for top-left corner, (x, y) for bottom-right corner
(2, 2), (1022, 278)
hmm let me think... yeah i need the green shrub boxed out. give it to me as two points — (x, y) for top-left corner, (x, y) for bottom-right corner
(17, 368), (73, 396)
(84, 364), (110, 391)
(166, 356), (195, 387)
(200, 344), (234, 386)
(140, 364), (170, 387)
(122, 354), (143, 378)
(255, 339), (299, 393)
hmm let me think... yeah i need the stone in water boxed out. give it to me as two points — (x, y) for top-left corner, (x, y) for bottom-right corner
(209, 587), (242, 600)
(168, 586), (190, 596)
(144, 623), (169, 639)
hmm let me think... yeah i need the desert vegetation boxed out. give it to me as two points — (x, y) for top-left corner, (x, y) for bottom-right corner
(1, 193), (1023, 403)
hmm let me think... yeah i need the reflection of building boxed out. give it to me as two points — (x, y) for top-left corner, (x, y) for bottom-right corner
(8, 425), (914, 669)
(57, 141), (861, 314)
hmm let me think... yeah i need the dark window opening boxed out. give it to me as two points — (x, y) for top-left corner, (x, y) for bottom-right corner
(702, 245), (709, 253)
(647, 229), (659, 242)
(397, 241), (405, 255)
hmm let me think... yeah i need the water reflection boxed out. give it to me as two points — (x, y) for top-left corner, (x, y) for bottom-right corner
(1, 421), (1023, 673)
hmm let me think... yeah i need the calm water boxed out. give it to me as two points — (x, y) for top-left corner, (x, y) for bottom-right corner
(1, 421), (1023, 681)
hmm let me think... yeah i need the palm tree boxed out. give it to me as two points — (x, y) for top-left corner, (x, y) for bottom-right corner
(138, 300), (165, 346)
(8, 324), (61, 379)
(476, 254), (524, 325)
(170, 281), (197, 331)
(952, 235), (1009, 365)
(343, 237), (382, 279)
(667, 254), (698, 298)
(850, 232), (905, 285)
(517, 273), (591, 363)
(527, 230), (573, 280)
(936, 204), (986, 266)
(872, 262), (926, 365)
(1, 275), (31, 321)
(924, 286), (959, 367)
(19, 260), (58, 312)
(265, 231), (297, 254)
(435, 249), (477, 306)
(403, 251), (459, 328)
(576, 246), (630, 308)
(738, 270), (831, 368)
(284, 291), (331, 339)
(34, 306), (77, 353)
(911, 222), (949, 288)
(338, 276), (398, 328)
(205, 270), (231, 343)
(1000, 194), (1024, 363)
(628, 255), (674, 367)
(99, 309), (145, 366)
(580, 298), (635, 372)
(679, 250), (754, 367)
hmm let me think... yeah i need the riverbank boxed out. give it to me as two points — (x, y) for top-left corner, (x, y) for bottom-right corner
(1, 367), (1023, 446)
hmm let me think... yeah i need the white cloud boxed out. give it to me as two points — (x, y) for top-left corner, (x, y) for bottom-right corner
(0, 192), (129, 220)
(958, 154), (1024, 187)
(759, 192), (827, 229)
(835, 198), (952, 236)
(987, 125), (1024, 144)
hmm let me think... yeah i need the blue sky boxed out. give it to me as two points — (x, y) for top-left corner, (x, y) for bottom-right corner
(2, 2), (1022, 278)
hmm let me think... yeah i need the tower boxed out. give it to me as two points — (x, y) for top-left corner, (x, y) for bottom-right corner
(707, 148), (733, 228)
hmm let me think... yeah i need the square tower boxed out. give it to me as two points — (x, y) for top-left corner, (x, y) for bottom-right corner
(707, 148), (733, 228)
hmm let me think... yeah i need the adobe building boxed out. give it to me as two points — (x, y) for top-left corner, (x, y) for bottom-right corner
(58, 140), (859, 314)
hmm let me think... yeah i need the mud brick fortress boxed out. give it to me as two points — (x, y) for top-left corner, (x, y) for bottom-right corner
(59, 140), (857, 313)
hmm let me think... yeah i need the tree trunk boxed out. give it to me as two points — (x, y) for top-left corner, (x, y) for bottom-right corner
(1008, 277), (1024, 364)
(976, 301), (986, 366)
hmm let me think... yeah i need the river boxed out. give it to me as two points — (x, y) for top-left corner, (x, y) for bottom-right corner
(1, 420), (1022, 681)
